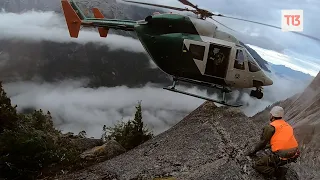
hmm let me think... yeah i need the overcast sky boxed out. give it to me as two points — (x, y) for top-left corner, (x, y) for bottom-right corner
(0, 10), (145, 53)
(122, 0), (320, 76)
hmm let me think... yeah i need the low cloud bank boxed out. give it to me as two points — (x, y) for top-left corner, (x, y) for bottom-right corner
(247, 44), (320, 77)
(3, 71), (309, 138)
(239, 72), (311, 117)
(4, 80), (206, 138)
(0, 10), (145, 53)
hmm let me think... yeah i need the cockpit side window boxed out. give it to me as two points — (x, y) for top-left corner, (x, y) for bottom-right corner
(234, 49), (245, 70)
(189, 44), (205, 60)
(245, 50), (261, 72)
(248, 61), (261, 72)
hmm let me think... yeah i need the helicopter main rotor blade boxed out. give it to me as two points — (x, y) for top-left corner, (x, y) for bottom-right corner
(208, 17), (237, 32)
(178, 0), (198, 9)
(212, 14), (320, 42)
(122, 0), (192, 12)
(212, 14), (282, 29)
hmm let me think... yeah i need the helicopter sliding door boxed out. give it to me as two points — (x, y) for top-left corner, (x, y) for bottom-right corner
(204, 43), (231, 78)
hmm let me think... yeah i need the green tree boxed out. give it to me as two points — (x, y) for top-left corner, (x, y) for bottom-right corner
(0, 82), (81, 180)
(0, 81), (19, 133)
(105, 101), (153, 150)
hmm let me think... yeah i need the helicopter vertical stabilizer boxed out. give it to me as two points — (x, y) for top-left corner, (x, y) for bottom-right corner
(92, 8), (109, 38)
(61, 0), (82, 38)
(60, 0), (137, 39)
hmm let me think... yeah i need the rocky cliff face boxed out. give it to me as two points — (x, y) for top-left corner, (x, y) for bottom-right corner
(53, 102), (295, 180)
(252, 71), (320, 179)
(284, 72), (320, 126)
(55, 102), (266, 180)
(282, 72), (320, 179)
(53, 72), (320, 180)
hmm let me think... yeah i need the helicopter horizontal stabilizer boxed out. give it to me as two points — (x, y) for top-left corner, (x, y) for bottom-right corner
(60, 0), (137, 38)
(163, 87), (242, 107)
(92, 8), (109, 38)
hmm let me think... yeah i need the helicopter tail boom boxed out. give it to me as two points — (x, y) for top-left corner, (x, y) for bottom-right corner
(61, 0), (137, 38)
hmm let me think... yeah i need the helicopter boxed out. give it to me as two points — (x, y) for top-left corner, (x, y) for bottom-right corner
(60, 0), (320, 107)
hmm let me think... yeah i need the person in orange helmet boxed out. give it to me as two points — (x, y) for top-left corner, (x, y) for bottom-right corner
(245, 106), (300, 180)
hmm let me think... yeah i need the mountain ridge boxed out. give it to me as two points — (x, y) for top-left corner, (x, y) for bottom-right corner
(269, 63), (313, 81)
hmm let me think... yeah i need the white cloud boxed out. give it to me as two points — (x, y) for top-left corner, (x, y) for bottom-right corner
(247, 44), (320, 76)
(239, 71), (310, 117)
(0, 10), (145, 53)
(2, 68), (309, 137)
(3, 80), (211, 138)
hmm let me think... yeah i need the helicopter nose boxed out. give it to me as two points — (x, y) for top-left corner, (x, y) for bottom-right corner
(264, 76), (273, 86)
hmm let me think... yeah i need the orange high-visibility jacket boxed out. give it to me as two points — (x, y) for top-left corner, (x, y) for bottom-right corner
(270, 119), (298, 152)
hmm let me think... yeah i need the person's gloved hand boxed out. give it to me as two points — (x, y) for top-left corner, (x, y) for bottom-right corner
(244, 149), (256, 157)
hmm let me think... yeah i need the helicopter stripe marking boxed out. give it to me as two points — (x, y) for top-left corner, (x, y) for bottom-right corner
(183, 39), (208, 75)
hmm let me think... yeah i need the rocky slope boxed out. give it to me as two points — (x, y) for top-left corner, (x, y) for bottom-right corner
(52, 74), (320, 180)
(54, 102), (264, 180)
(253, 71), (320, 179)
(53, 101), (299, 180)
(282, 72), (320, 179)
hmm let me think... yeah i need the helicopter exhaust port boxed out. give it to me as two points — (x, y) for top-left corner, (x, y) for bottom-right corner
(250, 87), (263, 99)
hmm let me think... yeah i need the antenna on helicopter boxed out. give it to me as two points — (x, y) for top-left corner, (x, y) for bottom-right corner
(122, 0), (320, 43)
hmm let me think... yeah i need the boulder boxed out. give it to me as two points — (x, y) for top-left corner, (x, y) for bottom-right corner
(80, 140), (126, 161)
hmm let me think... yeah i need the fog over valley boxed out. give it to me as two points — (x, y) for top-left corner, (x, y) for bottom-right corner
(3, 70), (310, 138)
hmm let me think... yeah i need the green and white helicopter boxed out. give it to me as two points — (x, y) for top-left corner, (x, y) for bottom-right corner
(61, 0), (319, 107)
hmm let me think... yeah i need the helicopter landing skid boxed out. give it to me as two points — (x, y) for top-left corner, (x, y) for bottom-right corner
(163, 79), (242, 107)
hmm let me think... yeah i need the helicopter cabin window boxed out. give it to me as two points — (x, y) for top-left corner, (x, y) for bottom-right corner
(234, 49), (245, 70)
(189, 44), (205, 60)
(248, 58), (261, 72)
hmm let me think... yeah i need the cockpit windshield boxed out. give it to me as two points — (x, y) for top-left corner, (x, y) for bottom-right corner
(243, 49), (261, 72)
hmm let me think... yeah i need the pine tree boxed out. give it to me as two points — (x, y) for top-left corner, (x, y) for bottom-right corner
(134, 100), (143, 134)
(0, 81), (19, 133)
(105, 101), (153, 150)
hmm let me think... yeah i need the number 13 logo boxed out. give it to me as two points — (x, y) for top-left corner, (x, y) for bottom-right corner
(284, 15), (300, 26)
(281, 10), (303, 32)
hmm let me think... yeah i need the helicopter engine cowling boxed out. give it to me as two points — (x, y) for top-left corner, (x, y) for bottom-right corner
(188, 16), (217, 37)
(142, 14), (218, 38)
